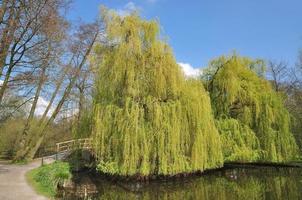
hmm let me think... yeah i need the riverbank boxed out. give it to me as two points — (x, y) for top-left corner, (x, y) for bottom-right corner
(88, 160), (302, 182)
(224, 161), (302, 169)
(0, 159), (49, 200)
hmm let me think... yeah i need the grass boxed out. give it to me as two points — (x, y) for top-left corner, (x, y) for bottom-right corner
(26, 161), (72, 198)
(26, 169), (53, 198)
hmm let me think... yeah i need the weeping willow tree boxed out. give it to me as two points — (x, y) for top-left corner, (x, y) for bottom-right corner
(90, 8), (223, 177)
(205, 55), (298, 162)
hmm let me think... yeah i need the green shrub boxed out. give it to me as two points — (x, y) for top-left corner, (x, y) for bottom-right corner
(97, 160), (119, 175)
(26, 161), (72, 197)
(0, 118), (25, 159)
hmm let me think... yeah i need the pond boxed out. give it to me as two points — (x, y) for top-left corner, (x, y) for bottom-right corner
(57, 165), (302, 200)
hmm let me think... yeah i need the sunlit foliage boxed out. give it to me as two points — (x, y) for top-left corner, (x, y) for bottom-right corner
(91, 8), (223, 176)
(206, 55), (298, 162)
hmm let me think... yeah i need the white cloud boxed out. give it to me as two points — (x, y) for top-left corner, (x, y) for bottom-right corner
(0, 82), (56, 118)
(178, 62), (202, 78)
(35, 97), (54, 117)
(35, 96), (80, 121)
(116, 2), (140, 17)
(125, 2), (137, 10)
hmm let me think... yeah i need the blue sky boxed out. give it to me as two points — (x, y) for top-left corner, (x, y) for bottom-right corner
(68, 0), (302, 70)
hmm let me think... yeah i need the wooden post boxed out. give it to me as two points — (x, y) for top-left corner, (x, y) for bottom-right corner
(41, 148), (44, 166)
(56, 143), (59, 161)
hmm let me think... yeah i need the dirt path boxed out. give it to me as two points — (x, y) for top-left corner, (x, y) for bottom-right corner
(0, 159), (53, 200)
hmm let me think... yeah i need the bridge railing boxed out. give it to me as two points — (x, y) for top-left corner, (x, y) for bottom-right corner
(36, 138), (93, 166)
(56, 138), (92, 153)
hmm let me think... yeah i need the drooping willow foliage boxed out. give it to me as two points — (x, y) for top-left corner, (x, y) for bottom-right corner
(216, 118), (260, 162)
(206, 55), (298, 162)
(91, 9), (223, 176)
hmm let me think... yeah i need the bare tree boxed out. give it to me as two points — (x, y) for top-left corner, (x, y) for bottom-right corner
(14, 22), (100, 161)
(267, 60), (288, 92)
(289, 51), (302, 148)
(296, 50), (302, 85)
(0, 0), (69, 105)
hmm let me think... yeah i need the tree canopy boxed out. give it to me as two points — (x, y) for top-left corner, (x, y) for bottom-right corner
(91, 9), (223, 176)
(205, 55), (298, 162)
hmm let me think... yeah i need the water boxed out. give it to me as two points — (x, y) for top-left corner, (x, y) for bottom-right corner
(57, 166), (302, 200)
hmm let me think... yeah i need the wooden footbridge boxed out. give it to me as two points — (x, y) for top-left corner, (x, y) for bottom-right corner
(56, 138), (93, 153)
(38, 138), (94, 164)
(0, 138), (94, 164)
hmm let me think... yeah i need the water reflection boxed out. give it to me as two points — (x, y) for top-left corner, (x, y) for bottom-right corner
(58, 167), (302, 200)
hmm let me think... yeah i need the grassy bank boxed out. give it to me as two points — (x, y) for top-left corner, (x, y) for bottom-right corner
(26, 161), (72, 198)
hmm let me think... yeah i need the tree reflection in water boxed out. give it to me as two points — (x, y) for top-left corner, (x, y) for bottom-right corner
(58, 167), (302, 200)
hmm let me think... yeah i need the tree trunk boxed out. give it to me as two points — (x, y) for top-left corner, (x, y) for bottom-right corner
(40, 62), (71, 122)
(0, 63), (14, 103)
(76, 73), (87, 131)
